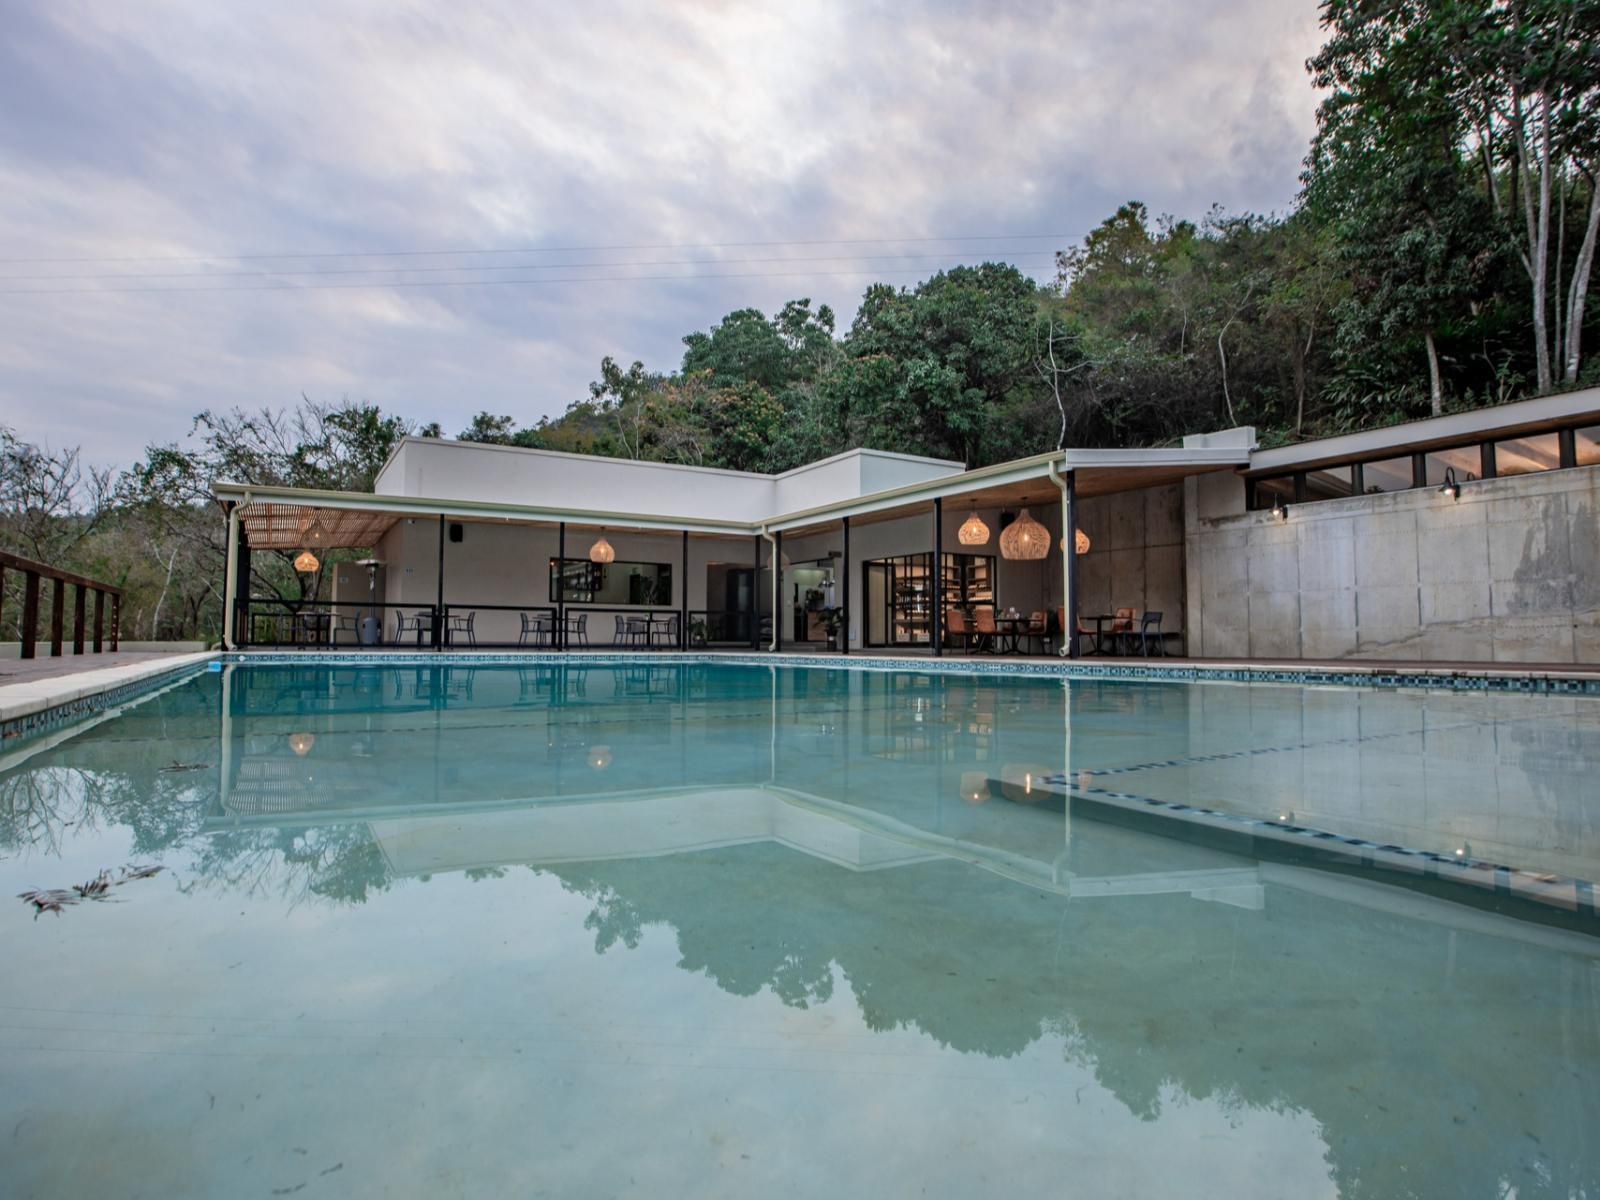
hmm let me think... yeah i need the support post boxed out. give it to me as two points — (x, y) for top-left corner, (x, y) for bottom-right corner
(931, 498), (943, 657)
(72, 584), (86, 654)
(21, 570), (39, 659)
(557, 522), (566, 651)
(50, 577), (65, 657)
(680, 529), (689, 651)
(750, 534), (762, 650)
(774, 531), (783, 653)
(235, 536), (252, 649)
(841, 516), (850, 655)
(93, 588), (105, 653)
(1066, 469), (1079, 659)
(110, 592), (120, 651)
(434, 514), (445, 649)
(221, 500), (240, 651)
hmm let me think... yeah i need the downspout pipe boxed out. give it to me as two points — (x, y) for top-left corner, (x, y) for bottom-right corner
(1046, 458), (1077, 659)
(761, 525), (779, 652)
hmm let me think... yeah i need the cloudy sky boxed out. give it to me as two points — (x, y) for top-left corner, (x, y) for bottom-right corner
(0, 0), (1326, 467)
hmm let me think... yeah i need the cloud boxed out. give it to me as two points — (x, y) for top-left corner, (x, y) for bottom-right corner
(0, 0), (1325, 466)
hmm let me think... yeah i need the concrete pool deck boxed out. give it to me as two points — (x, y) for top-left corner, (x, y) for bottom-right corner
(0, 649), (217, 728)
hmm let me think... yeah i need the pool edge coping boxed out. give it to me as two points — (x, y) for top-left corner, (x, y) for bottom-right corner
(0, 651), (219, 743)
(216, 649), (1600, 694)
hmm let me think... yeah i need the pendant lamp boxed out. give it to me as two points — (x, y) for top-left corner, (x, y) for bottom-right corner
(997, 508), (1049, 560)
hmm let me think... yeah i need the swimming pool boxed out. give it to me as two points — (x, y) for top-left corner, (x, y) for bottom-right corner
(3, 660), (1597, 1197)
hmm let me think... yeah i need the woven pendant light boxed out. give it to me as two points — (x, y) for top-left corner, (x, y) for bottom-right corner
(293, 549), (320, 573)
(997, 508), (1049, 560)
(1060, 529), (1091, 555)
(588, 536), (615, 564)
(957, 511), (990, 546)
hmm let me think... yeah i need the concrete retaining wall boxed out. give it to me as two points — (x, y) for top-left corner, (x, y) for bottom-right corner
(1184, 464), (1600, 663)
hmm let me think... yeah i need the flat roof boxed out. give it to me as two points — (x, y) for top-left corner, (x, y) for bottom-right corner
(215, 440), (1253, 546)
(374, 436), (964, 488)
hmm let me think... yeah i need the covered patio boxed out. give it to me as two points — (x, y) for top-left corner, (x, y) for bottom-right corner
(213, 439), (1250, 658)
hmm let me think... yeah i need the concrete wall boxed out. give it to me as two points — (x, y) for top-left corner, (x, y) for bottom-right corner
(1073, 484), (1185, 635)
(1184, 463), (1600, 663)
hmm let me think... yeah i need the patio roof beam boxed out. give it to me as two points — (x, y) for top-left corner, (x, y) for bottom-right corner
(211, 481), (754, 537)
(764, 447), (1250, 532)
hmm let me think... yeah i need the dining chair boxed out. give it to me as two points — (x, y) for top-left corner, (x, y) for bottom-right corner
(567, 613), (589, 647)
(1026, 610), (1050, 655)
(1056, 606), (1099, 656)
(1109, 607), (1137, 655)
(447, 610), (477, 646)
(945, 609), (972, 653)
(1133, 611), (1165, 656)
(972, 607), (998, 654)
(393, 608), (429, 645)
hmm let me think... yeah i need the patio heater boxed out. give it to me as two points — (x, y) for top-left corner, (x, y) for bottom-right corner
(331, 558), (386, 645)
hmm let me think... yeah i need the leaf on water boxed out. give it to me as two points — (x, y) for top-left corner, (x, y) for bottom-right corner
(18, 864), (164, 917)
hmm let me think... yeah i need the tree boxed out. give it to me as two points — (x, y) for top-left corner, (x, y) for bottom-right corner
(455, 412), (543, 447)
(128, 396), (415, 614)
(0, 428), (115, 564)
(586, 357), (657, 460)
(1310, 0), (1600, 389)
(843, 263), (1044, 464)
(1308, 19), (1503, 416)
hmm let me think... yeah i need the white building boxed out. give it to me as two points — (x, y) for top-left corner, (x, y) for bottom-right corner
(214, 386), (1600, 664)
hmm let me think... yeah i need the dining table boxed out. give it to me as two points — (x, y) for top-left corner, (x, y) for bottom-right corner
(290, 609), (332, 646)
(1084, 614), (1118, 655)
(991, 614), (1032, 655)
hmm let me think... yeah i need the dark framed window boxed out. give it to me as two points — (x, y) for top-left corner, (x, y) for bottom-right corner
(1246, 419), (1596, 510)
(549, 558), (672, 605)
(1577, 425), (1600, 467)
(1423, 445), (1481, 486)
(940, 552), (996, 613)
(1249, 476), (1296, 511)
(1494, 432), (1561, 476)
(1361, 456), (1415, 494)
(1304, 465), (1355, 502)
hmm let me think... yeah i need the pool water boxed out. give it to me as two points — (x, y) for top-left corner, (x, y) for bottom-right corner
(1, 661), (1597, 1198)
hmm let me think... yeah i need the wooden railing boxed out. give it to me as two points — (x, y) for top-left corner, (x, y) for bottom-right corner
(0, 551), (121, 659)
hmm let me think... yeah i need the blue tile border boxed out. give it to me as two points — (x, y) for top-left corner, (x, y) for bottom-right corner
(218, 650), (1600, 696)
(0, 660), (216, 747)
(1045, 775), (1598, 929)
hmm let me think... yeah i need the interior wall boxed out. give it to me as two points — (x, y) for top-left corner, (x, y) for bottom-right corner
(370, 520), (744, 645)
(1183, 464), (1600, 663)
(779, 483), (1182, 650)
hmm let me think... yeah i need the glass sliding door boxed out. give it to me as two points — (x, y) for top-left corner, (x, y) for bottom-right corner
(863, 552), (996, 647)
(863, 554), (931, 647)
